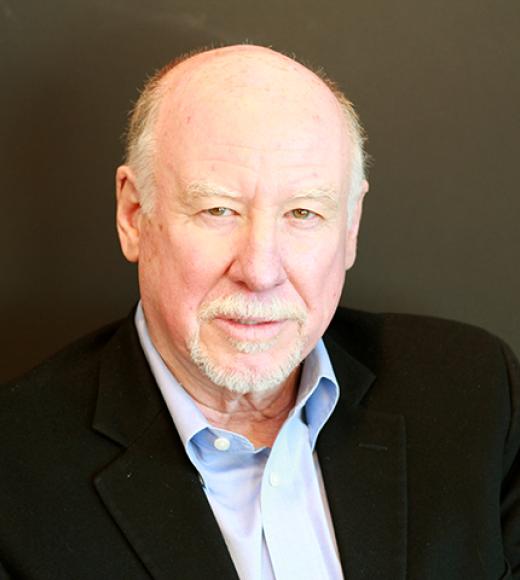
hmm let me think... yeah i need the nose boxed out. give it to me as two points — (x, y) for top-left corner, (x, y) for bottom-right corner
(227, 213), (287, 292)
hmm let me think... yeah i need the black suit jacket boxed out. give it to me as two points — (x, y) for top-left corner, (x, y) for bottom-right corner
(1, 308), (519, 579)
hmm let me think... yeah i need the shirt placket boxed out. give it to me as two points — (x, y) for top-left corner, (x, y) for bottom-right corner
(261, 415), (328, 580)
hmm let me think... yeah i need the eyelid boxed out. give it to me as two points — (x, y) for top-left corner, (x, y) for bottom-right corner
(204, 207), (236, 217)
(288, 208), (320, 220)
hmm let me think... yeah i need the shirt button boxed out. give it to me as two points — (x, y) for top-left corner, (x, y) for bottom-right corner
(214, 437), (231, 451)
(269, 472), (281, 487)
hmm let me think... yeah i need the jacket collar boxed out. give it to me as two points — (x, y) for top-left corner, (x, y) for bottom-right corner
(92, 314), (164, 447)
(320, 330), (408, 580)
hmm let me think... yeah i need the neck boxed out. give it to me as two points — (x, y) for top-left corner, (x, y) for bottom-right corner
(193, 370), (300, 447)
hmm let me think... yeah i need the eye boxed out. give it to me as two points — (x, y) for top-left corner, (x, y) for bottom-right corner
(205, 207), (235, 217)
(289, 208), (318, 220)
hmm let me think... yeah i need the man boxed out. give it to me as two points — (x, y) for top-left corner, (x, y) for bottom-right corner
(1, 45), (519, 580)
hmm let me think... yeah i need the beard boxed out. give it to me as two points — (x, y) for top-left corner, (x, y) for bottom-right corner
(188, 294), (307, 394)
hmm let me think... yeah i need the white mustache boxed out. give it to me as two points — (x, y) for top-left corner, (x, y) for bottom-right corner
(199, 294), (307, 323)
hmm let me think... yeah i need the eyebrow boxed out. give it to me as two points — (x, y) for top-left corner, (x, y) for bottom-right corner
(183, 181), (340, 210)
(289, 186), (340, 210)
(184, 181), (241, 201)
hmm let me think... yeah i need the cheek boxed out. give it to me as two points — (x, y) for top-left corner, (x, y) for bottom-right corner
(139, 224), (234, 309)
(285, 235), (346, 329)
(287, 232), (346, 288)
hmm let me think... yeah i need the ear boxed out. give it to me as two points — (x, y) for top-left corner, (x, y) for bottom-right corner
(344, 179), (369, 270)
(116, 165), (143, 263)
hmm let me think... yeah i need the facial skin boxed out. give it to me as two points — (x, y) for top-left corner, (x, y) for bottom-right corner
(116, 46), (367, 421)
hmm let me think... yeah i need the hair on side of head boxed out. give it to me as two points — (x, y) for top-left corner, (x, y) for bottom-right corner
(123, 47), (209, 214)
(312, 70), (368, 224)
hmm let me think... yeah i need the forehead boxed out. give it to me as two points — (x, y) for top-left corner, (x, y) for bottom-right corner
(154, 48), (350, 194)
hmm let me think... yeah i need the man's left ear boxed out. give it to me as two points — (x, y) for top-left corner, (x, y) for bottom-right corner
(345, 179), (369, 270)
(115, 165), (143, 263)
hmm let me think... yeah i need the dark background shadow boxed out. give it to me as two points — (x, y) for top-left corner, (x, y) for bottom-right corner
(2, 0), (519, 381)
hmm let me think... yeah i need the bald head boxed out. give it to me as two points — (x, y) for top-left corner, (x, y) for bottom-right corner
(124, 45), (367, 225)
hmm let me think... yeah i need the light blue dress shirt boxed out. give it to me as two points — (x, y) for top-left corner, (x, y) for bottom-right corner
(135, 303), (344, 580)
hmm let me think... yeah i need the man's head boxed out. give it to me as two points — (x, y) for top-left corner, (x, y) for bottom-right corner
(116, 44), (368, 395)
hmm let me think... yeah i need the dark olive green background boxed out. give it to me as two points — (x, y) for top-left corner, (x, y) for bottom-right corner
(1, 0), (519, 381)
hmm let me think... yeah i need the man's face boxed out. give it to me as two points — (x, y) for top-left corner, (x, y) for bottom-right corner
(118, 48), (364, 395)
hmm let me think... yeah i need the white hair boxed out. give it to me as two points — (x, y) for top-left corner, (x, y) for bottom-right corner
(124, 49), (368, 227)
(188, 293), (308, 394)
(189, 335), (305, 394)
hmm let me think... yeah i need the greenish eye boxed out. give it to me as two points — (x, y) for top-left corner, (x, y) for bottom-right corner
(291, 208), (316, 220)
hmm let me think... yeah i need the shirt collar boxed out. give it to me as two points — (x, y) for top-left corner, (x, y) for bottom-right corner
(292, 338), (340, 449)
(134, 302), (340, 451)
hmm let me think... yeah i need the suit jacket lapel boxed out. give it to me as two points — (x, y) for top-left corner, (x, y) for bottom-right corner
(320, 333), (408, 580)
(91, 316), (238, 580)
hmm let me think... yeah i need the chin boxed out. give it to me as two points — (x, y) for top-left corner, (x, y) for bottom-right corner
(188, 334), (305, 395)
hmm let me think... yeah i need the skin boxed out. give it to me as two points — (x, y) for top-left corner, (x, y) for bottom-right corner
(116, 45), (368, 447)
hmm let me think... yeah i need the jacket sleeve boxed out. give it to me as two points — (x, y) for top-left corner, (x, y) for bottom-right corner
(500, 339), (520, 577)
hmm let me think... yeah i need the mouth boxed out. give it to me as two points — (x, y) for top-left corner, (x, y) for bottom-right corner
(212, 316), (288, 342)
(231, 318), (276, 325)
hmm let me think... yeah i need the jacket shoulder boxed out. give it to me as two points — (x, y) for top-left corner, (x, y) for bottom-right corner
(0, 318), (126, 434)
(325, 308), (519, 409)
(3, 318), (123, 389)
(330, 306), (503, 340)
(328, 307), (508, 361)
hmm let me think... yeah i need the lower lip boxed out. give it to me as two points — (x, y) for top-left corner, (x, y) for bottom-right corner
(212, 317), (288, 341)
